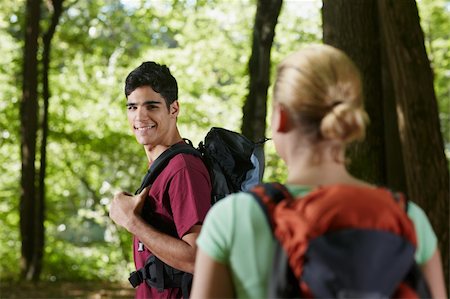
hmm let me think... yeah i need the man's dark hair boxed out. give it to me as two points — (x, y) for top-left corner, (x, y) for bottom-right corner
(125, 61), (178, 107)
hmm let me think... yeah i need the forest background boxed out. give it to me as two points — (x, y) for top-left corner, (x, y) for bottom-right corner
(0, 0), (449, 297)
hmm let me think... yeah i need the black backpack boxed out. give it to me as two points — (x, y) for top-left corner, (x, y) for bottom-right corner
(134, 127), (266, 202)
(128, 127), (267, 297)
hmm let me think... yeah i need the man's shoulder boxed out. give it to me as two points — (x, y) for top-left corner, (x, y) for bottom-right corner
(164, 152), (207, 174)
(169, 151), (203, 165)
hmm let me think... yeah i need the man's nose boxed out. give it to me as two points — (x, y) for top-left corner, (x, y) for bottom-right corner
(136, 106), (148, 121)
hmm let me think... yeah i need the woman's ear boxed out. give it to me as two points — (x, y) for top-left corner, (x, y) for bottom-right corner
(275, 103), (292, 133)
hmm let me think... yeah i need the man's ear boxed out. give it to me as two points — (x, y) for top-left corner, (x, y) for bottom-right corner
(169, 100), (179, 117)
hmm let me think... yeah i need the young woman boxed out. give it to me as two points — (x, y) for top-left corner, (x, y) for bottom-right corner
(190, 44), (447, 299)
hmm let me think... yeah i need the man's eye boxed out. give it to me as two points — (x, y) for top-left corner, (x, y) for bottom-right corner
(127, 106), (136, 110)
(147, 105), (158, 110)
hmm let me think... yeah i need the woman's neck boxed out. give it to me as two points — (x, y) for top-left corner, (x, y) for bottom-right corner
(284, 145), (372, 188)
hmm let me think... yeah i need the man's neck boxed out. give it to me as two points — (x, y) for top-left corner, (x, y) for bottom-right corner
(144, 134), (183, 164)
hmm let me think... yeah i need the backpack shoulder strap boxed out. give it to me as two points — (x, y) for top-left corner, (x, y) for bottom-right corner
(135, 141), (201, 194)
(249, 183), (301, 297)
(249, 183), (293, 230)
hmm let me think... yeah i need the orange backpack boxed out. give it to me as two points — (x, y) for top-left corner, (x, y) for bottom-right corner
(250, 183), (431, 298)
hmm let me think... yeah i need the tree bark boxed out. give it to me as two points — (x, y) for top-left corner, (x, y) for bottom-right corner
(33, 0), (64, 282)
(378, 0), (449, 282)
(241, 0), (283, 142)
(380, 39), (407, 194)
(322, 0), (386, 185)
(20, 0), (41, 280)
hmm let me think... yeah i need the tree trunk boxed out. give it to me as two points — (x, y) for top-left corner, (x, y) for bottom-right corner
(322, 0), (386, 185)
(378, 0), (450, 283)
(33, 0), (64, 281)
(20, 0), (41, 280)
(380, 40), (407, 194)
(241, 0), (283, 142)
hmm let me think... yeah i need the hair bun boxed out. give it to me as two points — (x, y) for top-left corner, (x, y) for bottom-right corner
(320, 102), (368, 142)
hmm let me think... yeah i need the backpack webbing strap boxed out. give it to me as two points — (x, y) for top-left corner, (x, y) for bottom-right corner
(249, 183), (292, 230)
(135, 141), (201, 194)
(268, 241), (301, 298)
(249, 183), (301, 297)
(155, 256), (165, 291)
(181, 273), (194, 299)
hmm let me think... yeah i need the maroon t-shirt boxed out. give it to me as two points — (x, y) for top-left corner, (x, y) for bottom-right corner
(133, 153), (211, 299)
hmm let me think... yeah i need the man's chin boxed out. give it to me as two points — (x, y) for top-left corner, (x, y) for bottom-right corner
(135, 137), (153, 146)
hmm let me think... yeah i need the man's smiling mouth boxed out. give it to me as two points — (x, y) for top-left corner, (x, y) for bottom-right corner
(134, 124), (156, 131)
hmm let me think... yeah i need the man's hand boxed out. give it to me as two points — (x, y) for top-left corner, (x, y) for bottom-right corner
(109, 186), (150, 231)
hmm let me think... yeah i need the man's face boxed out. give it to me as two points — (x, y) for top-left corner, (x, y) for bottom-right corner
(126, 86), (178, 147)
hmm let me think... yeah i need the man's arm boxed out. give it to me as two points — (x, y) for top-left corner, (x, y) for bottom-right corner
(109, 187), (200, 273)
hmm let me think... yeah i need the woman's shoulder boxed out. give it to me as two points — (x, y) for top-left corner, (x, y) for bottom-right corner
(405, 200), (437, 264)
(207, 191), (264, 217)
(406, 200), (426, 218)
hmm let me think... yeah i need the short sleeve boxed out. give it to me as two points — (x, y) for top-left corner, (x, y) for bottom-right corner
(168, 155), (211, 238)
(407, 201), (437, 265)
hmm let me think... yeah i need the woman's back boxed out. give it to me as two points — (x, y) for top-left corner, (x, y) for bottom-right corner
(196, 184), (436, 298)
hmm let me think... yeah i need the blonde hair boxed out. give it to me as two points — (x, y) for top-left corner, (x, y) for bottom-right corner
(274, 44), (369, 144)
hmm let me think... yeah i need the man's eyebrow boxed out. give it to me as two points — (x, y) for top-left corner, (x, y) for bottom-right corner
(125, 100), (162, 107)
(143, 100), (163, 105)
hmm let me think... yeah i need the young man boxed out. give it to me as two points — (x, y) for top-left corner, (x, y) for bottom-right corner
(109, 62), (212, 298)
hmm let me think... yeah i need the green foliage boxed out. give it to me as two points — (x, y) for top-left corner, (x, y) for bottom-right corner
(0, 0), (23, 282)
(42, 237), (131, 281)
(417, 0), (450, 155)
(263, 0), (322, 183)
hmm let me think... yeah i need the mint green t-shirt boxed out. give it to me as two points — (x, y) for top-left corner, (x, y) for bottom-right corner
(407, 201), (437, 263)
(196, 186), (437, 299)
